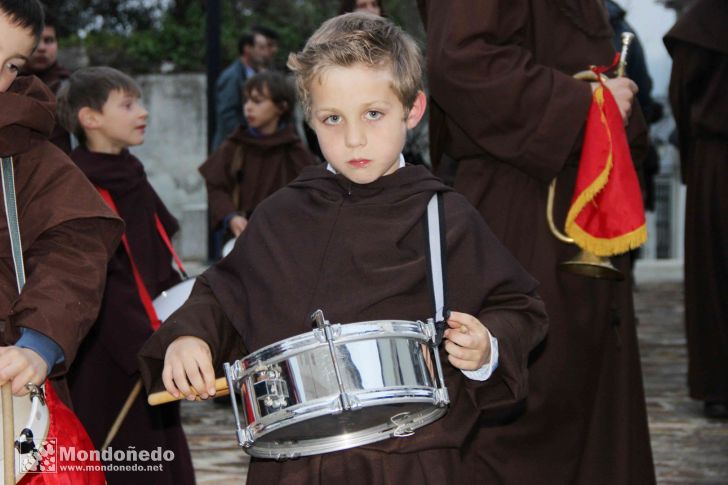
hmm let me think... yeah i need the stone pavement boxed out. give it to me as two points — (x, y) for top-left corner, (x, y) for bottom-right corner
(180, 281), (728, 484)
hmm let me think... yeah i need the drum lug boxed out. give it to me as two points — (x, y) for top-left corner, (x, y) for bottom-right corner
(421, 319), (437, 343)
(26, 382), (45, 406)
(434, 388), (450, 407)
(340, 392), (361, 411)
(237, 427), (255, 449)
(390, 412), (416, 438)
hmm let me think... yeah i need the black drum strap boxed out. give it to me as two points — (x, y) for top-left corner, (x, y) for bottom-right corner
(422, 193), (448, 345)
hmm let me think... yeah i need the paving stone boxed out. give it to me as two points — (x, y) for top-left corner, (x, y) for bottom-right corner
(179, 281), (728, 483)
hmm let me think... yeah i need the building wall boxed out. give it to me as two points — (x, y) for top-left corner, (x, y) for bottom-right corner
(131, 73), (209, 261)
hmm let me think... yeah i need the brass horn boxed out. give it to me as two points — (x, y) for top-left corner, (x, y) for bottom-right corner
(546, 32), (635, 281)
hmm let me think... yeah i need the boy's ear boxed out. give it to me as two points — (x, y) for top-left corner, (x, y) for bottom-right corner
(78, 107), (101, 130)
(405, 91), (427, 129)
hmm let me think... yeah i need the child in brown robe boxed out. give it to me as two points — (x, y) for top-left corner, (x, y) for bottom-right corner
(56, 66), (195, 485)
(140, 13), (548, 485)
(199, 70), (316, 258)
(0, 0), (122, 407)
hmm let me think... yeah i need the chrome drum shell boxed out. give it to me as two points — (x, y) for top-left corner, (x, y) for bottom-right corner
(225, 319), (449, 459)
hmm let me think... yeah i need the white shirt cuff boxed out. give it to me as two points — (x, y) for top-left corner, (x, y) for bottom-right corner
(461, 331), (499, 381)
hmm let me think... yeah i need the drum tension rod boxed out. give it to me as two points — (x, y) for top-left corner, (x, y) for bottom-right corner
(310, 310), (354, 412)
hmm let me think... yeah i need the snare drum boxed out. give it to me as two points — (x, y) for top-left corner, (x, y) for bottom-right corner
(152, 278), (195, 323)
(224, 310), (449, 459)
(0, 384), (50, 483)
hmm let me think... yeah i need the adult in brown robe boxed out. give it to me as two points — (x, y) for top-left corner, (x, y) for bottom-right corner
(139, 164), (549, 484)
(418, 1), (655, 483)
(0, 76), (122, 406)
(664, 0), (728, 419)
(199, 123), (316, 237)
(67, 147), (196, 484)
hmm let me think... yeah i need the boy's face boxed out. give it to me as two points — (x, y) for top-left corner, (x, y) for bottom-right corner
(27, 26), (58, 72)
(309, 63), (425, 184)
(0, 11), (37, 93)
(244, 86), (283, 135)
(84, 89), (148, 152)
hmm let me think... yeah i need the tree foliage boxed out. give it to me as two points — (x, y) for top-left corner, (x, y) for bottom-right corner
(50, 0), (424, 74)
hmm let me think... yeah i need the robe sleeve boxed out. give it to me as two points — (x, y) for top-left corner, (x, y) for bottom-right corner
(422, 0), (593, 182)
(138, 276), (247, 394)
(8, 217), (121, 376)
(444, 193), (549, 412)
(199, 143), (240, 229)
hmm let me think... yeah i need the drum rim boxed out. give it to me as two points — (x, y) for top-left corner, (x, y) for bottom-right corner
(238, 319), (431, 373)
(244, 402), (447, 459)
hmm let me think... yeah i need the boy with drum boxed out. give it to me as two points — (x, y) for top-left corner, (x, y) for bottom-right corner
(56, 66), (195, 484)
(0, 0), (122, 407)
(1, 1), (121, 481)
(140, 13), (549, 484)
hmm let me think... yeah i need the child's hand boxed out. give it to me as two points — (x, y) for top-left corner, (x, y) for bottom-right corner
(162, 336), (217, 401)
(0, 346), (48, 395)
(443, 311), (491, 371)
(229, 215), (248, 237)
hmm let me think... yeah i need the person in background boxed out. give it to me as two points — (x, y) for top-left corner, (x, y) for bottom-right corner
(200, 71), (316, 258)
(664, 0), (728, 419)
(212, 31), (267, 149)
(252, 25), (280, 70)
(21, 4), (72, 153)
(339, 0), (385, 16)
(418, 0), (655, 483)
(57, 66), (195, 484)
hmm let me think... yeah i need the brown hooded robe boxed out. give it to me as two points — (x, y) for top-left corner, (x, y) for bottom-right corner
(0, 76), (123, 405)
(418, 1), (655, 483)
(199, 123), (316, 231)
(67, 147), (195, 485)
(140, 164), (549, 484)
(664, 0), (728, 404)
(23, 63), (72, 154)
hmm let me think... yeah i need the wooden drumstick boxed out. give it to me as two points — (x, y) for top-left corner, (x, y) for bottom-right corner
(2, 383), (15, 484)
(102, 379), (143, 451)
(147, 377), (230, 406)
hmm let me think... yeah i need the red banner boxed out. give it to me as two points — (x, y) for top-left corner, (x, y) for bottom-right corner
(564, 85), (647, 256)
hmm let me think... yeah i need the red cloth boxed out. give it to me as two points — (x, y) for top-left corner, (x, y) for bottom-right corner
(564, 82), (647, 256)
(19, 381), (105, 484)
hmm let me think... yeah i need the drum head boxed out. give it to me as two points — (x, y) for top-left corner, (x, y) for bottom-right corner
(153, 278), (195, 322)
(0, 389), (51, 480)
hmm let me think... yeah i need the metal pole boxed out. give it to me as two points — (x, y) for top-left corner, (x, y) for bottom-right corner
(206, 0), (221, 155)
(206, 0), (221, 261)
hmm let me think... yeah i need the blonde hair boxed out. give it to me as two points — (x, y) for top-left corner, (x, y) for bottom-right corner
(287, 12), (422, 120)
